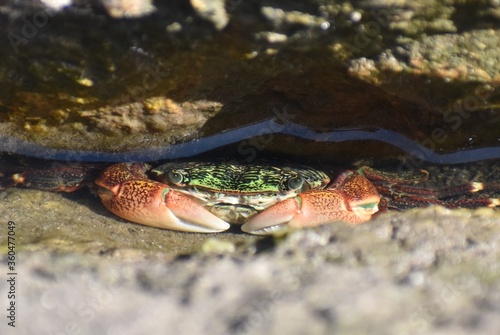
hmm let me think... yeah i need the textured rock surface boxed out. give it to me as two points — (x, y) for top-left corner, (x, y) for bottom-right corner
(0, 0), (499, 158)
(1, 207), (500, 335)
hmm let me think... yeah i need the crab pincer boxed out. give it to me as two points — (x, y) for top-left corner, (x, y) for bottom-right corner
(241, 171), (381, 235)
(95, 163), (230, 233)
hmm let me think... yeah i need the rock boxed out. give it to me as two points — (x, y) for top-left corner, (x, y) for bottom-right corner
(0, 0), (498, 161)
(2, 206), (500, 335)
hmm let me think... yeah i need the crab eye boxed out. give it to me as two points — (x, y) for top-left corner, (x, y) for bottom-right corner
(359, 203), (377, 210)
(167, 170), (184, 185)
(286, 175), (304, 191)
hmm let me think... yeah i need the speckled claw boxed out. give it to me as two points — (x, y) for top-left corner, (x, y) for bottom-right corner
(242, 171), (380, 235)
(96, 163), (230, 233)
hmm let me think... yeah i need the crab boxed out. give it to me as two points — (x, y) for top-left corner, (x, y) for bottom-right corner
(2, 159), (499, 235)
(93, 162), (381, 235)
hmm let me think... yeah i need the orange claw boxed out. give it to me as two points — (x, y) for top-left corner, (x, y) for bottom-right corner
(241, 171), (380, 235)
(95, 163), (230, 233)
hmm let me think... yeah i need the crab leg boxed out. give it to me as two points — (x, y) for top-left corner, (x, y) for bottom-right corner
(242, 171), (380, 235)
(96, 163), (230, 233)
(1, 164), (101, 192)
(360, 166), (500, 210)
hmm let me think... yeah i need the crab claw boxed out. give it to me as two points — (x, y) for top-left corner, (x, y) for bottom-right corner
(96, 163), (230, 233)
(241, 171), (380, 235)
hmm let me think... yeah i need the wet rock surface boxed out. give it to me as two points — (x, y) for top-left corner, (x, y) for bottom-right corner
(0, 0), (499, 158)
(0, 186), (248, 258)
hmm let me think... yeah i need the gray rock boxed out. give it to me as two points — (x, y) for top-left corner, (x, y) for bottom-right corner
(2, 205), (500, 334)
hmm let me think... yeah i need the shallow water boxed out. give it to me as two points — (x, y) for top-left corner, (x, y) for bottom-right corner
(2, 122), (500, 164)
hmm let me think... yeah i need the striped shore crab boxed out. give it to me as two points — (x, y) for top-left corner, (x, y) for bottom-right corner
(94, 162), (381, 235)
(2, 160), (499, 235)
